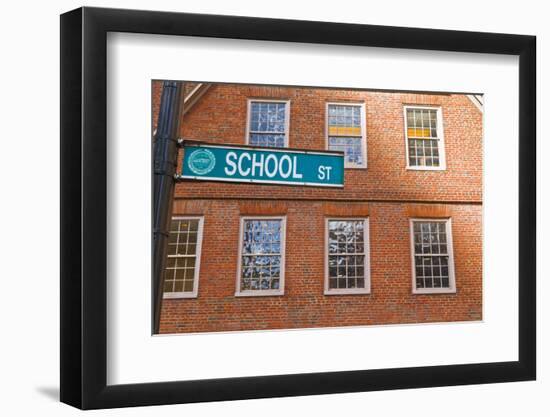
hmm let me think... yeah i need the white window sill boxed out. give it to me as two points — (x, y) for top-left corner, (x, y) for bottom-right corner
(413, 288), (456, 295)
(163, 292), (198, 299)
(324, 289), (371, 295)
(406, 166), (446, 171)
(235, 290), (284, 297)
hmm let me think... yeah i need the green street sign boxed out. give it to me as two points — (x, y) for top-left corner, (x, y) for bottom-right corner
(180, 143), (344, 187)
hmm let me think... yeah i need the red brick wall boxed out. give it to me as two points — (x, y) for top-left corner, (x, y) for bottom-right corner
(152, 81), (483, 333)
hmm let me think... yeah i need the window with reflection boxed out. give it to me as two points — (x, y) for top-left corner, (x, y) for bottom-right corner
(327, 103), (366, 168)
(238, 218), (285, 294)
(247, 100), (288, 147)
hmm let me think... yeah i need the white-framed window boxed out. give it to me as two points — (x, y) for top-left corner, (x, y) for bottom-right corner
(325, 218), (370, 295)
(163, 217), (204, 299)
(326, 102), (367, 168)
(409, 218), (456, 294)
(246, 99), (290, 148)
(404, 106), (446, 170)
(236, 216), (286, 296)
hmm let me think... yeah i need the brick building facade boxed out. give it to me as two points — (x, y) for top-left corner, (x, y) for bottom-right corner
(152, 81), (483, 334)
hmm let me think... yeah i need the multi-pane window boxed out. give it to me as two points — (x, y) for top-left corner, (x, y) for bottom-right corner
(163, 217), (204, 298)
(410, 219), (456, 293)
(327, 103), (366, 168)
(405, 107), (445, 169)
(326, 219), (370, 294)
(247, 100), (289, 147)
(237, 217), (285, 295)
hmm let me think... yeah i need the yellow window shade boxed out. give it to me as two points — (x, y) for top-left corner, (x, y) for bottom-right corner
(407, 128), (432, 138)
(328, 126), (362, 136)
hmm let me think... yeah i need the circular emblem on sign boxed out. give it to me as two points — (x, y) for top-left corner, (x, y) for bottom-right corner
(187, 149), (216, 175)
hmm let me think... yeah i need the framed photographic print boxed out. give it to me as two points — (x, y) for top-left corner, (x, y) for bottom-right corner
(60, 6), (536, 410)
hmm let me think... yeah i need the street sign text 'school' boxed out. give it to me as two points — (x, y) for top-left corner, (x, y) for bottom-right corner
(180, 143), (345, 187)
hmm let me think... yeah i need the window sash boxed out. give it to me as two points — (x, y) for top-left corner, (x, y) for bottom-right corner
(404, 106), (444, 169)
(163, 217), (203, 298)
(328, 104), (362, 132)
(410, 219), (455, 293)
(325, 218), (370, 294)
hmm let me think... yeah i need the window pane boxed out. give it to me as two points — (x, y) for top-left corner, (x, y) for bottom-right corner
(168, 232), (179, 245)
(166, 257), (177, 268)
(163, 280), (174, 292)
(183, 280), (194, 292)
(169, 220), (181, 231)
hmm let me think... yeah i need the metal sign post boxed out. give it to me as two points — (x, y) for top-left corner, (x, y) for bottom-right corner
(152, 81), (184, 334)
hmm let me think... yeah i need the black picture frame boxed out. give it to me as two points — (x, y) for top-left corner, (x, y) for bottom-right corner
(60, 6), (536, 410)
